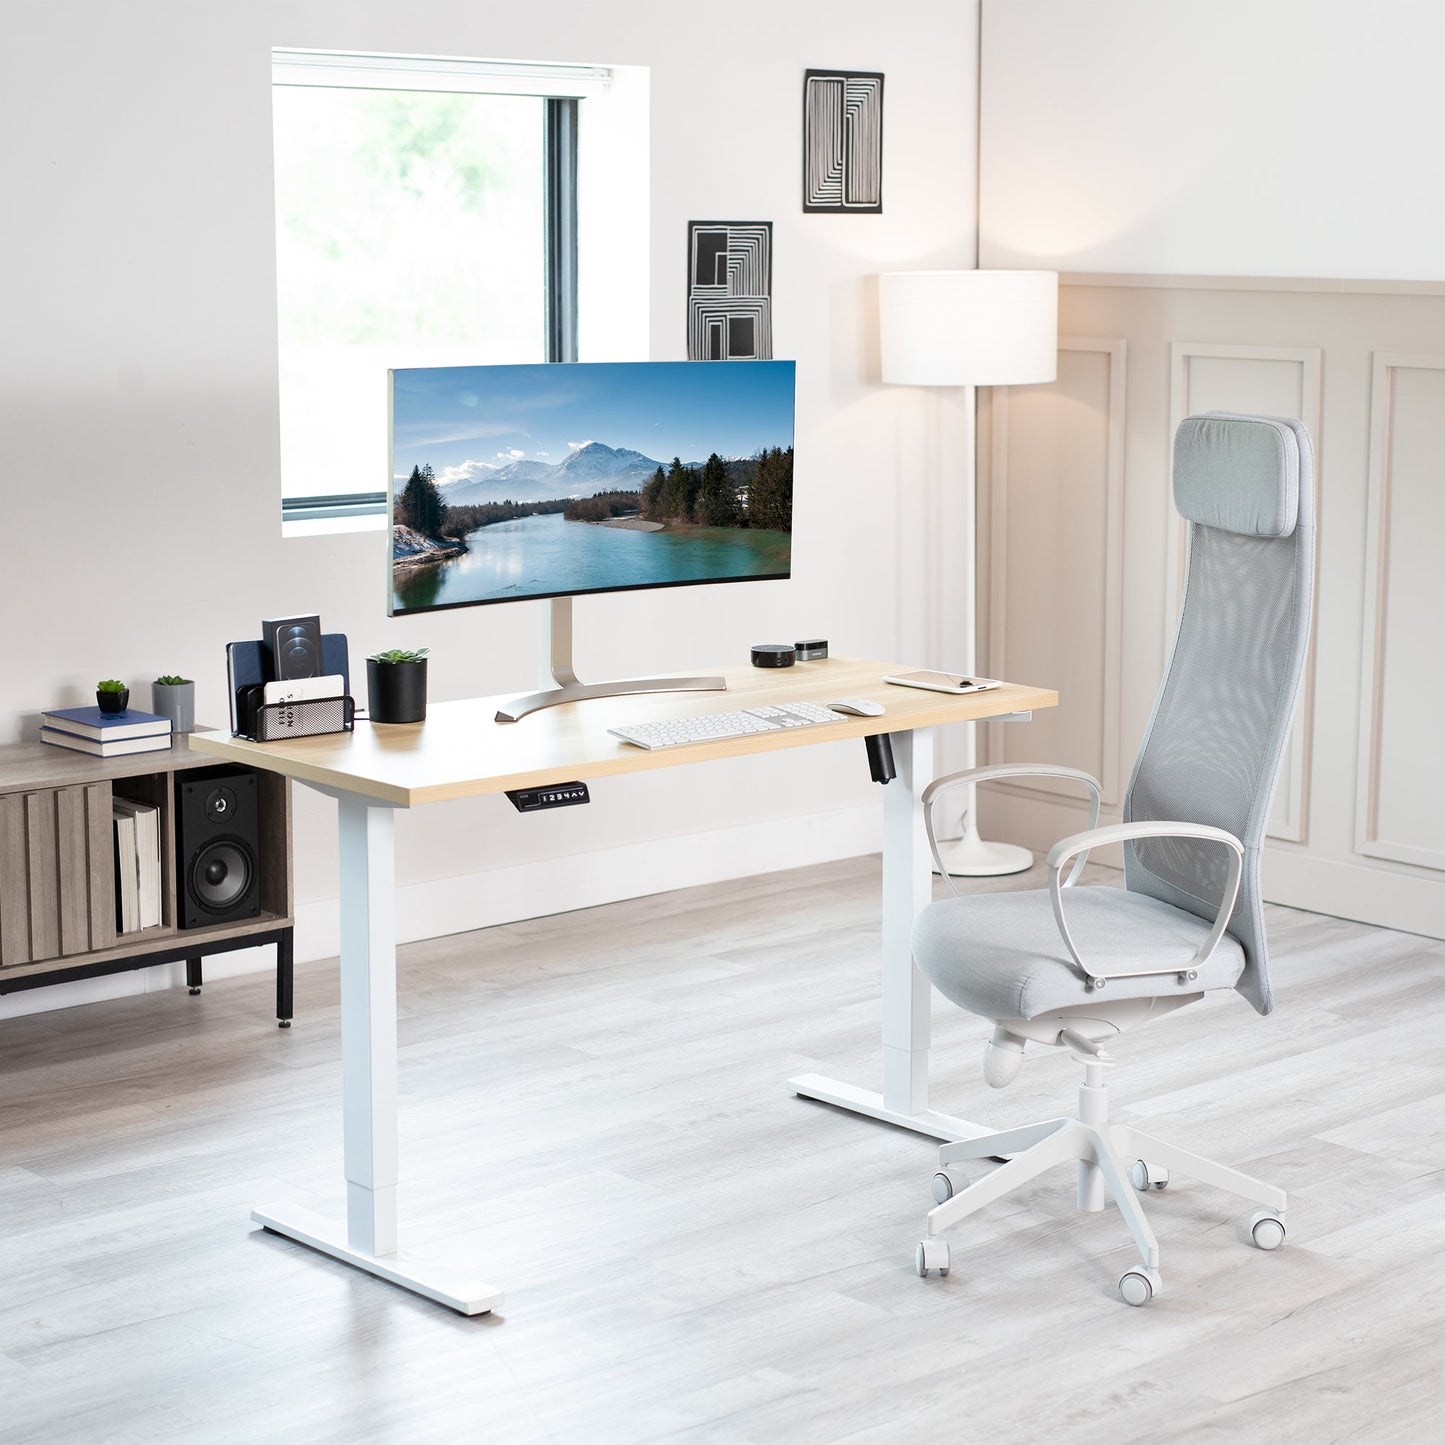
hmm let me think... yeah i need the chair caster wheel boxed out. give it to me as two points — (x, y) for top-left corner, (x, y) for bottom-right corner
(916, 1239), (950, 1277)
(1118, 1267), (1161, 1306)
(1248, 1210), (1286, 1250)
(931, 1171), (955, 1204)
(1130, 1160), (1169, 1192)
(278, 1020), (292, 1029)
(188, 987), (201, 996)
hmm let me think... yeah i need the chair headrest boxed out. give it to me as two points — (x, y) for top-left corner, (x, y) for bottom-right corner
(1173, 412), (1302, 538)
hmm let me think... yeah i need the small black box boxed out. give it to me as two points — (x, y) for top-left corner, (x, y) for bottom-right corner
(262, 615), (322, 681)
(751, 644), (796, 668)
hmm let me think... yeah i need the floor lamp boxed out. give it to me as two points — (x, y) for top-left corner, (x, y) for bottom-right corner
(879, 269), (1058, 877)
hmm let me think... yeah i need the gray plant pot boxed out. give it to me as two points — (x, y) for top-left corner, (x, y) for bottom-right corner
(151, 681), (195, 733)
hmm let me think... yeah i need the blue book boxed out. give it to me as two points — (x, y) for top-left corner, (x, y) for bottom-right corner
(42, 705), (172, 742)
(40, 728), (172, 758)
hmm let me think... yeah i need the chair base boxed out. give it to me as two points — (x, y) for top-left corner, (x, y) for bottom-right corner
(932, 827), (1033, 878)
(918, 1054), (1287, 1303)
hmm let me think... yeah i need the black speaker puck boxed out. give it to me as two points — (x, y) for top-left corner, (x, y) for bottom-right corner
(751, 644), (796, 668)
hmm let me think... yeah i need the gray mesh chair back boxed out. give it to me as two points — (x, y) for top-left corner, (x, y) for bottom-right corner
(1123, 413), (1315, 1015)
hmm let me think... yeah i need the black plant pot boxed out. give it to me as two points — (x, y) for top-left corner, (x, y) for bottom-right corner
(97, 688), (129, 715)
(367, 659), (427, 724)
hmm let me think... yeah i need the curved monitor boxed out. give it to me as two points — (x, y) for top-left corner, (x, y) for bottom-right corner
(388, 360), (795, 616)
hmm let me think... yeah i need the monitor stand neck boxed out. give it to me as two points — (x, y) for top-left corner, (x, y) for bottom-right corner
(493, 596), (728, 722)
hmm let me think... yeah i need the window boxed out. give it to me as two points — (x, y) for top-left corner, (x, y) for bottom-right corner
(271, 51), (602, 530)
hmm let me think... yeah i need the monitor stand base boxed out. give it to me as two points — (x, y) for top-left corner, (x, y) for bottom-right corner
(494, 597), (728, 722)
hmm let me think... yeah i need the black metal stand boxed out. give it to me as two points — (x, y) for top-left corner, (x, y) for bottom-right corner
(275, 930), (293, 1028)
(0, 926), (295, 1028)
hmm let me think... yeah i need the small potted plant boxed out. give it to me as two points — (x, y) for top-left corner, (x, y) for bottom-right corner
(96, 678), (129, 715)
(152, 674), (195, 733)
(366, 647), (429, 724)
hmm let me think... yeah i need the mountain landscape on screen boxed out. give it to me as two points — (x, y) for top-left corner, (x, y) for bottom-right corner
(388, 360), (796, 613)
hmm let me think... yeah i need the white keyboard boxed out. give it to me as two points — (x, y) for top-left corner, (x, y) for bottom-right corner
(610, 701), (841, 749)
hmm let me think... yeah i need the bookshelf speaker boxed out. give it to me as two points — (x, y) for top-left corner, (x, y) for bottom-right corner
(178, 765), (261, 929)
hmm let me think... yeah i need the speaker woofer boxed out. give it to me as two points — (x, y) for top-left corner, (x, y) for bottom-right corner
(188, 838), (256, 913)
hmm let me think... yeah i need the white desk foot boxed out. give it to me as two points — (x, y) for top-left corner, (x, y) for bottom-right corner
(252, 1203), (504, 1316)
(933, 831), (1033, 878)
(788, 1074), (992, 1143)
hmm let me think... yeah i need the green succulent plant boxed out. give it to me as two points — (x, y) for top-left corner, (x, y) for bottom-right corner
(153, 674), (192, 686)
(367, 647), (430, 665)
(96, 679), (127, 693)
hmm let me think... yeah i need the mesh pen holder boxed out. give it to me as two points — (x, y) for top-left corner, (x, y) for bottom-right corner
(246, 695), (355, 742)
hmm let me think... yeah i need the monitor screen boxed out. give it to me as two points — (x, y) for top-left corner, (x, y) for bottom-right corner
(388, 360), (795, 615)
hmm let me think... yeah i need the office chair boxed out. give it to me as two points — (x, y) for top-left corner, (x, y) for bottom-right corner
(910, 412), (1314, 1306)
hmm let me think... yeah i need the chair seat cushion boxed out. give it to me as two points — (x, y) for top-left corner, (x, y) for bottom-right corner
(911, 886), (1246, 1022)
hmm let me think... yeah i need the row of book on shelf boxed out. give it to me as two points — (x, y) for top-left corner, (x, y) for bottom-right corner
(113, 797), (161, 932)
(40, 706), (173, 758)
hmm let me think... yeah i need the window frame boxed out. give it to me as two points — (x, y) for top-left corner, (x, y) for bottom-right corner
(272, 49), (589, 527)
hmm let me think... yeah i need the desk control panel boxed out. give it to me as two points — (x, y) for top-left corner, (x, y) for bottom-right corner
(506, 781), (590, 813)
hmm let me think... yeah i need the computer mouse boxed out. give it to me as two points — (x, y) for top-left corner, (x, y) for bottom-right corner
(826, 698), (886, 717)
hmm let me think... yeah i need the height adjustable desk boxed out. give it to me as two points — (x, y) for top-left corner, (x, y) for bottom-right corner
(190, 658), (1056, 1314)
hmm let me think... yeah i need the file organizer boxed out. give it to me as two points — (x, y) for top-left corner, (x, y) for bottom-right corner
(227, 634), (355, 742)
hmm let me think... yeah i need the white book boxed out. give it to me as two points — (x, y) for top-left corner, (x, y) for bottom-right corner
(112, 807), (140, 934)
(112, 798), (161, 929)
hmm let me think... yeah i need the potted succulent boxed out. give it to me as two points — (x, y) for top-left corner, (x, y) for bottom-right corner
(366, 647), (429, 724)
(96, 678), (129, 715)
(151, 674), (195, 733)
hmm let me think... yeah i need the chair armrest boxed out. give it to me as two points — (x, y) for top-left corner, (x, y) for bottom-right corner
(923, 766), (1102, 897)
(1045, 821), (1245, 990)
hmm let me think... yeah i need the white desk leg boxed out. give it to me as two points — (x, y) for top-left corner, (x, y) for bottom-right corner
(790, 727), (990, 1143)
(253, 792), (504, 1316)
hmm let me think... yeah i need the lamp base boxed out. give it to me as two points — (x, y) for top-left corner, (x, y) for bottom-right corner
(933, 826), (1034, 878)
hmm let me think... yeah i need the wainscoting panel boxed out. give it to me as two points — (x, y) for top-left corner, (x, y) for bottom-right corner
(978, 277), (1445, 939)
(1356, 352), (1445, 873)
(984, 338), (1125, 825)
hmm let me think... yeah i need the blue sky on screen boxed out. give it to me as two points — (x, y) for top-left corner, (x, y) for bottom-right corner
(391, 361), (795, 484)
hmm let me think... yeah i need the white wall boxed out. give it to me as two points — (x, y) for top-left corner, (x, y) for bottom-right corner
(0, 1), (978, 1010)
(980, 0), (1445, 279)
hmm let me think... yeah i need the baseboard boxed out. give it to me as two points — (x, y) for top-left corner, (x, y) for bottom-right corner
(0, 803), (882, 1020)
(1262, 850), (1445, 941)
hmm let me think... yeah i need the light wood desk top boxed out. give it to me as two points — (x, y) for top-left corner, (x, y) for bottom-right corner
(187, 657), (1057, 807)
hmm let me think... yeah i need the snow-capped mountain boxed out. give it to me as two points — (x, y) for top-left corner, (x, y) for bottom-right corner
(439, 441), (673, 505)
(554, 442), (661, 489)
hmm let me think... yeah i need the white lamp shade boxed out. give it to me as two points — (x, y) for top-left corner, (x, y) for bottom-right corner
(879, 270), (1058, 386)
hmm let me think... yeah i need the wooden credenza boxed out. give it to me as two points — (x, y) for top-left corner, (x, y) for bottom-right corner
(0, 732), (295, 1024)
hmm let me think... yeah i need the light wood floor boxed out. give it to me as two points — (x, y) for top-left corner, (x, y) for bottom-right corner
(2, 856), (1444, 1444)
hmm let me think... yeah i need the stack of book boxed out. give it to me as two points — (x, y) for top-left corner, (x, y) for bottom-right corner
(40, 706), (172, 757)
(112, 797), (162, 932)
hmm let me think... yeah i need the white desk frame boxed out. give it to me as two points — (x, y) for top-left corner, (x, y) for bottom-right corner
(254, 789), (505, 1315)
(194, 662), (1053, 1316)
(788, 727), (991, 1141)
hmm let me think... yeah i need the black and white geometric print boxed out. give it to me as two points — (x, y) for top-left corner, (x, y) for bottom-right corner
(687, 221), (773, 361)
(803, 69), (884, 213)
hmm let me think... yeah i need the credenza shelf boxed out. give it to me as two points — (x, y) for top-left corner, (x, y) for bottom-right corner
(0, 732), (295, 1025)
